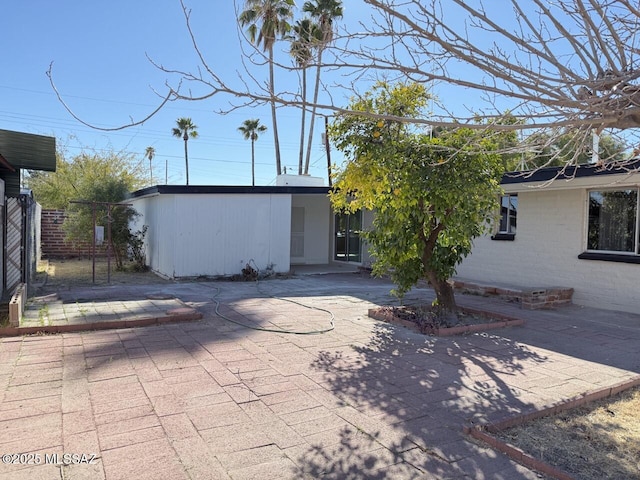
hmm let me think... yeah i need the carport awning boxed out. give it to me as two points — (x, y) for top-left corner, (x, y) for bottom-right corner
(0, 129), (56, 171)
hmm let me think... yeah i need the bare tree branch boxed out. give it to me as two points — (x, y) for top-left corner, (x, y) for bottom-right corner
(48, 0), (640, 168)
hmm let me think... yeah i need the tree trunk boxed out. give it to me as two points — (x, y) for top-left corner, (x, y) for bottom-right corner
(426, 270), (459, 324)
(269, 47), (282, 176)
(183, 137), (189, 186)
(251, 138), (255, 186)
(298, 67), (307, 175)
(304, 47), (324, 174)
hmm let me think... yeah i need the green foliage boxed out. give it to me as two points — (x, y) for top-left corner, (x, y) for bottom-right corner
(27, 147), (147, 270)
(524, 131), (629, 169)
(27, 148), (145, 209)
(238, 119), (267, 141)
(329, 82), (507, 309)
(172, 117), (198, 186)
(128, 225), (149, 272)
(239, 0), (295, 52)
(238, 118), (267, 186)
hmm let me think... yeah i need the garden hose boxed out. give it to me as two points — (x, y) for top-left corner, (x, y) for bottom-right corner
(210, 282), (335, 335)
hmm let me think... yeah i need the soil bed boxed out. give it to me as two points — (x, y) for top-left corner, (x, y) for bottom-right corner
(494, 385), (640, 480)
(36, 258), (170, 289)
(368, 305), (523, 336)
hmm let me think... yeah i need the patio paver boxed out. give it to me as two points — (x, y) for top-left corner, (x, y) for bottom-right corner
(0, 274), (638, 479)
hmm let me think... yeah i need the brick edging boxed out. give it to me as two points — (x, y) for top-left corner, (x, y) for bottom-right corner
(463, 375), (640, 480)
(368, 306), (524, 336)
(0, 311), (202, 337)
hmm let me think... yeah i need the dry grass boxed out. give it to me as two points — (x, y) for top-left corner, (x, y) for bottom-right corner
(496, 386), (640, 480)
(37, 258), (170, 287)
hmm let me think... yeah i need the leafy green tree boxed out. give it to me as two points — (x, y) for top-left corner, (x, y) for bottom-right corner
(302, 0), (343, 174)
(27, 149), (146, 270)
(330, 82), (507, 320)
(172, 117), (198, 185)
(238, 119), (267, 186)
(239, 0), (295, 176)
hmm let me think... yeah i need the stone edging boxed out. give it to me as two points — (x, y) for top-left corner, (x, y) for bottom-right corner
(368, 306), (524, 336)
(0, 309), (202, 337)
(463, 375), (640, 480)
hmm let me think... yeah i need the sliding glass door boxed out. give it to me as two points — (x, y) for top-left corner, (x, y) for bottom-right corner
(334, 211), (362, 262)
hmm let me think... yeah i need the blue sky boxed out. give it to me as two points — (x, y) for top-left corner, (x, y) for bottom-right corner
(2, 1), (549, 187)
(3, 0), (364, 186)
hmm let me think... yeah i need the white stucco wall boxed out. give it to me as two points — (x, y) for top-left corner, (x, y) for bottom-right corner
(456, 187), (640, 314)
(130, 193), (291, 278)
(129, 194), (176, 278)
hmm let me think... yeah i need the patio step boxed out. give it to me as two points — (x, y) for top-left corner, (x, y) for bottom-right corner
(453, 279), (573, 310)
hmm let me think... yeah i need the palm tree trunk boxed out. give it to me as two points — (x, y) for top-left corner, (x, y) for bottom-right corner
(269, 47), (282, 176)
(298, 68), (307, 175)
(251, 137), (256, 186)
(304, 47), (324, 175)
(184, 137), (190, 186)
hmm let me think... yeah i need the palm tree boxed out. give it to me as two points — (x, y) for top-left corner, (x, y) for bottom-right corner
(238, 119), (267, 186)
(290, 19), (321, 175)
(172, 118), (198, 185)
(144, 146), (155, 185)
(303, 0), (343, 174)
(239, 0), (295, 177)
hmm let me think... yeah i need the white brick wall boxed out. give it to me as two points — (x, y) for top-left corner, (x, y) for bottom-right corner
(456, 188), (640, 314)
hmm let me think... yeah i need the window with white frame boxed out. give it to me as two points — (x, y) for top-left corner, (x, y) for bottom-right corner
(492, 194), (517, 240)
(587, 189), (639, 254)
(499, 194), (518, 234)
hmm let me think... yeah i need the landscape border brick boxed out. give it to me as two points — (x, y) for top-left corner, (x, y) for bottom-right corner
(368, 306), (524, 336)
(464, 375), (640, 480)
(0, 310), (202, 337)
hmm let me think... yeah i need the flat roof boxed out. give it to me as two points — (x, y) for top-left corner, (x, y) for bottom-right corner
(0, 129), (56, 171)
(501, 159), (640, 185)
(130, 184), (331, 198)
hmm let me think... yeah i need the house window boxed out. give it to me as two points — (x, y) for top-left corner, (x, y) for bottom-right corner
(587, 190), (638, 253)
(492, 194), (517, 240)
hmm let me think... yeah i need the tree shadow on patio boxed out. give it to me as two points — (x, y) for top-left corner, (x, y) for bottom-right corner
(295, 322), (549, 479)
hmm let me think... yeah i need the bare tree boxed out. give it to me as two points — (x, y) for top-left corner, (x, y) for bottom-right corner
(48, 0), (640, 169)
(346, 0), (640, 163)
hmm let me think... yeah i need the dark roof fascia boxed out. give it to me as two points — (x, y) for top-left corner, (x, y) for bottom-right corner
(501, 159), (640, 185)
(129, 185), (331, 198)
(0, 129), (56, 171)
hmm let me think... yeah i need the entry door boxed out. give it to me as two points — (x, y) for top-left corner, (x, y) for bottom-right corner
(334, 211), (362, 262)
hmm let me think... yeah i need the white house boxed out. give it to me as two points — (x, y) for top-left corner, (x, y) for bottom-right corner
(128, 175), (373, 279)
(130, 163), (640, 314)
(456, 162), (640, 314)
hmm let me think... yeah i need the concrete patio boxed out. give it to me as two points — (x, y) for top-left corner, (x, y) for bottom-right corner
(1, 273), (639, 479)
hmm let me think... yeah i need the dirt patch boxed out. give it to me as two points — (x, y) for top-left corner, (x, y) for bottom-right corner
(495, 385), (640, 480)
(37, 258), (170, 288)
(368, 305), (523, 336)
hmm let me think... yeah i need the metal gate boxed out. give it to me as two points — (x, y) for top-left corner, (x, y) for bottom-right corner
(5, 194), (38, 294)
